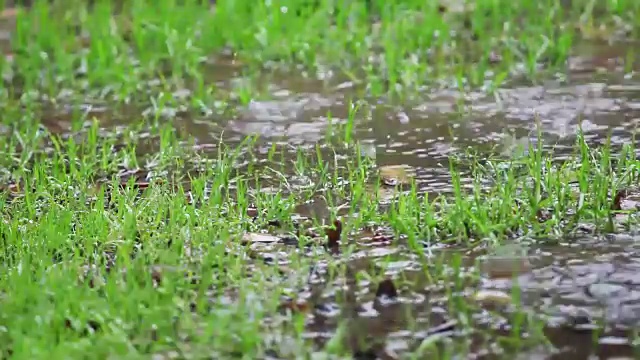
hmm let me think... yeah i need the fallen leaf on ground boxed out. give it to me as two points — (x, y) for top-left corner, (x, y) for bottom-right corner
(324, 219), (342, 247)
(375, 278), (398, 299)
(378, 165), (414, 186)
(246, 206), (259, 218)
(474, 290), (513, 306)
(150, 266), (163, 287)
(612, 189), (627, 211)
(279, 299), (310, 313)
(536, 208), (552, 222)
(612, 188), (640, 211)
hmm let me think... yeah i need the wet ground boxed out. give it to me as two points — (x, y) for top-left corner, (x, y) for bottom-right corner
(4, 7), (640, 356)
(141, 42), (640, 359)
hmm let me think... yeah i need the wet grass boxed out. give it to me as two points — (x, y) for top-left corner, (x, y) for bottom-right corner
(2, 108), (640, 357)
(3, 0), (640, 358)
(1, 0), (639, 103)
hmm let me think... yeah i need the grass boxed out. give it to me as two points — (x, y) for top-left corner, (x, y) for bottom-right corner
(2, 0), (640, 358)
(1, 109), (640, 357)
(1, 0), (639, 104)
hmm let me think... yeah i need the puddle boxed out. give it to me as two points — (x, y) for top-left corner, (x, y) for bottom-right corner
(196, 41), (640, 357)
(99, 40), (639, 200)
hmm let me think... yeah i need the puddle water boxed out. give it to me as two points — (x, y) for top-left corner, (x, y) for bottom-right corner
(118, 41), (640, 198)
(169, 41), (640, 357)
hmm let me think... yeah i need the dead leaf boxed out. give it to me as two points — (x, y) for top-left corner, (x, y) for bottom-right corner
(279, 299), (310, 313)
(150, 266), (163, 287)
(536, 208), (552, 222)
(378, 165), (414, 186)
(133, 181), (151, 190)
(612, 189), (626, 211)
(324, 219), (342, 247)
(612, 188), (640, 211)
(247, 206), (259, 218)
(474, 290), (512, 306)
(375, 278), (398, 299)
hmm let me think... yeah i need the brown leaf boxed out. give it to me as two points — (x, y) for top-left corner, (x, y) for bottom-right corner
(375, 278), (398, 299)
(379, 165), (414, 187)
(278, 299), (310, 313)
(372, 228), (394, 243)
(324, 219), (342, 247)
(150, 266), (163, 287)
(359, 225), (394, 244)
(612, 189), (626, 211)
(246, 206), (259, 218)
(536, 209), (551, 222)
(611, 188), (640, 211)
(135, 181), (152, 190)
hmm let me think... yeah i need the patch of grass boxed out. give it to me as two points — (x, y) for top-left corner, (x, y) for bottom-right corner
(0, 102), (638, 356)
(2, 0), (640, 358)
(2, 0), (639, 103)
